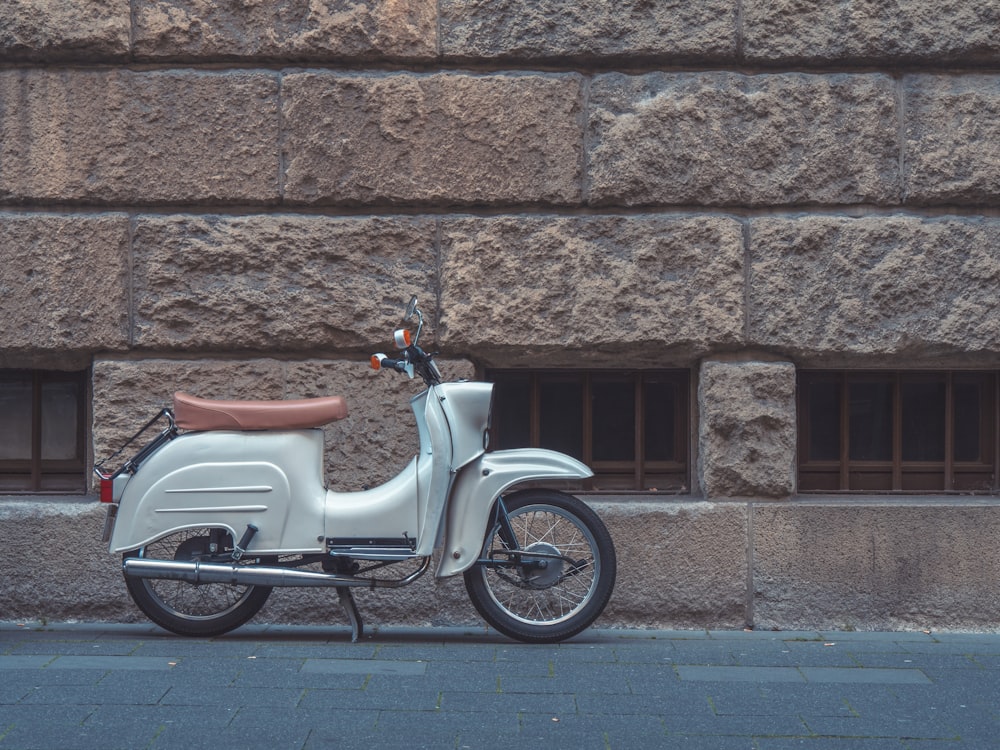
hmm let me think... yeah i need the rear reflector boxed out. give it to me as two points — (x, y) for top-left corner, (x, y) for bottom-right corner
(100, 478), (114, 503)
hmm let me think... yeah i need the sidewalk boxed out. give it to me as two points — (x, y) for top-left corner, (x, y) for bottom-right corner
(2, 621), (998, 749)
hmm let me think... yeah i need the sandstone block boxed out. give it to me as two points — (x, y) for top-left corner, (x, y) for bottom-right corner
(440, 0), (736, 61)
(753, 502), (1000, 631)
(133, 0), (436, 61)
(587, 72), (900, 207)
(131, 215), (436, 351)
(282, 72), (583, 205)
(0, 213), (129, 356)
(744, 0), (1000, 64)
(0, 500), (130, 621)
(748, 216), (1000, 361)
(698, 361), (796, 498)
(600, 501), (748, 628)
(0, 0), (130, 61)
(438, 215), (745, 364)
(905, 75), (1000, 204)
(0, 70), (278, 205)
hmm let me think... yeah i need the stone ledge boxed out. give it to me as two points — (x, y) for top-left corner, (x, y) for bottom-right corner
(753, 501), (1000, 631)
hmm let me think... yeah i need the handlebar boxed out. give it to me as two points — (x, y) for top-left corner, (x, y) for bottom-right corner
(370, 354), (410, 374)
(369, 298), (443, 386)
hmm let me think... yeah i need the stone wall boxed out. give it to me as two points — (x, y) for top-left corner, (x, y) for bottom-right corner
(2, 1), (999, 631)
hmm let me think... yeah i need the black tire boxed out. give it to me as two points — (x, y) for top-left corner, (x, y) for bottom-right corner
(123, 527), (273, 637)
(464, 489), (616, 644)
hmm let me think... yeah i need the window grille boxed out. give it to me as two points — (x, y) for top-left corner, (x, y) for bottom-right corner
(487, 370), (689, 493)
(0, 370), (87, 493)
(798, 371), (998, 493)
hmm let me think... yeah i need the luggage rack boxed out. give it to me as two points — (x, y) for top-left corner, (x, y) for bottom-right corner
(94, 408), (177, 499)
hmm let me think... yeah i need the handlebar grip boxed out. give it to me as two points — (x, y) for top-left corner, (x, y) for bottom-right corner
(370, 354), (408, 373)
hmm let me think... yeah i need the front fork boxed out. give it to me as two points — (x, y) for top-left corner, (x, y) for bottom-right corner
(477, 496), (577, 583)
(478, 497), (542, 576)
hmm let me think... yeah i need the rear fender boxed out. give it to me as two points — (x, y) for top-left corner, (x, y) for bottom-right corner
(435, 448), (593, 578)
(108, 430), (327, 555)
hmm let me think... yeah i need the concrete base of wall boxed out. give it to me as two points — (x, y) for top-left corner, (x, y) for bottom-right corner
(3, 497), (998, 633)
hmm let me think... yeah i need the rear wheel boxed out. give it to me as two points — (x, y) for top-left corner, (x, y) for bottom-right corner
(123, 527), (273, 637)
(464, 489), (616, 644)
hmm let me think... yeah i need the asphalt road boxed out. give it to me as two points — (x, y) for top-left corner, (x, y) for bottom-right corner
(2, 622), (998, 749)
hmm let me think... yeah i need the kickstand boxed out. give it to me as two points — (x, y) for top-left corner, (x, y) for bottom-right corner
(336, 586), (363, 643)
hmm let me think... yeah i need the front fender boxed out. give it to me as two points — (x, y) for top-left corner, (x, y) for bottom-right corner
(435, 448), (593, 578)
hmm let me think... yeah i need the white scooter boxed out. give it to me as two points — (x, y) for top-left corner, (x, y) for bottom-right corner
(96, 297), (616, 643)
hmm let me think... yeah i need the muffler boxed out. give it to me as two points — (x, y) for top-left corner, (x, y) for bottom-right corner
(122, 557), (429, 588)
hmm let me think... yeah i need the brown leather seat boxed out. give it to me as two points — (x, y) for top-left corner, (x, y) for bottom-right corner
(173, 392), (348, 431)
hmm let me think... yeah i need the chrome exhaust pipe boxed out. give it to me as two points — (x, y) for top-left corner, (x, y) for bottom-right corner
(122, 556), (429, 588)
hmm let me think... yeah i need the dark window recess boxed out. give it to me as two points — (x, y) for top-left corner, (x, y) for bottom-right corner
(0, 370), (88, 493)
(798, 371), (998, 493)
(487, 370), (689, 493)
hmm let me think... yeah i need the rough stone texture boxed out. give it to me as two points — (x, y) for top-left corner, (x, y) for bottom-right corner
(587, 72), (900, 207)
(905, 75), (1000, 205)
(131, 215), (436, 351)
(282, 72), (583, 206)
(92, 357), (475, 491)
(0, 500), (131, 621)
(0, 0), (130, 61)
(600, 501), (748, 628)
(440, 0), (737, 61)
(438, 215), (745, 364)
(754, 502), (1000, 631)
(0, 213), (129, 360)
(133, 0), (437, 61)
(698, 361), (797, 499)
(3, 0), (1000, 636)
(8, 497), (1000, 632)
(744, 0), (1000, 64)
(749, 216), (1000, 363)
(0, 498), (747, 630)
(0, 70), (279, 205)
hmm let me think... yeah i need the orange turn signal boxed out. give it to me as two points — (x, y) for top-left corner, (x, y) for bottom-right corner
(394, 328), (412, 348)
(370, 355), (382, 370)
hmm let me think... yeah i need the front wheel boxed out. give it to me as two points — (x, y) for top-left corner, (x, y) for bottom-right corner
(464, 489), (616, 644)
(123, 528), (273, 637)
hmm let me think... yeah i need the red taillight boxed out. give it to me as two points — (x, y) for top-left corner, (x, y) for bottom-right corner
(100, 478), (114, 503)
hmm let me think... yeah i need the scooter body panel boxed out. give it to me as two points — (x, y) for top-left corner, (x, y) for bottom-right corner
(434, 448), (594, 578)
(109, 430), (327, 554)
(323, 458), (420, 544)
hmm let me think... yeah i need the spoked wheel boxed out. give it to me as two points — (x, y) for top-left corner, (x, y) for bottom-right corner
(464, 489), (616, 644)
(123, 527), (273, 637)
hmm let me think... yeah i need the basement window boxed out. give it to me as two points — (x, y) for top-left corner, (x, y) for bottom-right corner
(0, 370), (88, 493)
(486, 370), (689, 493)
(798, 371), (998, 493)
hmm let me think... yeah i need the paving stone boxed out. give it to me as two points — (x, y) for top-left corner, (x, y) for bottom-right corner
(3, 624), (1000, 750)
(799, 667), (931, 684)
